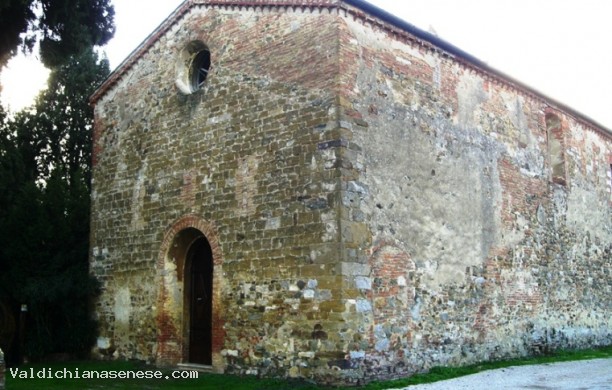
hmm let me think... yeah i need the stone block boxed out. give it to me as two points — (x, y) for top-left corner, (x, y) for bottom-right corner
(0, 348), (4, 390)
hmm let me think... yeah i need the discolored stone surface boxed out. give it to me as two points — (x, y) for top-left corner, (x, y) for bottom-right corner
(90, 0), (612, 385)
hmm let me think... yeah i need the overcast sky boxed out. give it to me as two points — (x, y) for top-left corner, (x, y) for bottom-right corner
(2, 0), (611, 130)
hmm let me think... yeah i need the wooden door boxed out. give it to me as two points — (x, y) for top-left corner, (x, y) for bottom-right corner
(188, 238), (213, 365)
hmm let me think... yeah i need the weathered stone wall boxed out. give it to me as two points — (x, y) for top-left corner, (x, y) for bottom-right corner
(91, 4), (350, 380)
(91, 1), (611, 386)
(334, 12), (612, 382)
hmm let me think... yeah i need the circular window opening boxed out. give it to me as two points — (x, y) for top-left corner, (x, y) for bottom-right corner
(190, 49), (211, 91)
(176, 41), (211, 95)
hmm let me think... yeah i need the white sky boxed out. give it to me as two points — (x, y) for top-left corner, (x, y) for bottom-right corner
(2, 0), (611, 130)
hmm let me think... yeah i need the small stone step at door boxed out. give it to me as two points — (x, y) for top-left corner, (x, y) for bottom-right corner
(177, 363), (213, 373)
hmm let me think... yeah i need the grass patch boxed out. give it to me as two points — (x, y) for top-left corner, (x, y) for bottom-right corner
(5, 345), (610, 389)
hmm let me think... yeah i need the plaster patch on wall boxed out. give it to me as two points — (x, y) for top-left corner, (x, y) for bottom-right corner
(456, 74), (487, 128)
(162, 255), (182, 325)
(236, 155), (259, 216)
(566, 186), (611, 241)
(114, 287), (131, 325)
(500, 268), (542, 310)
(321, 211), (337, 242)
(130, 159), (148, 229)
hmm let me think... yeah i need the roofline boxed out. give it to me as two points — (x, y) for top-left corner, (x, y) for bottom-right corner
(344, 0), (611, 137)
(89, 0), (192, 104)
(90, 0), (611, 137)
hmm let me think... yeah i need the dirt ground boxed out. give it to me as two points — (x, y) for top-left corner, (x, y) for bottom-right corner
(398, 358), (612, 389)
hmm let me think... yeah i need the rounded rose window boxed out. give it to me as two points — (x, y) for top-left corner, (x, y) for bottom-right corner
(176, 41), (211, 94)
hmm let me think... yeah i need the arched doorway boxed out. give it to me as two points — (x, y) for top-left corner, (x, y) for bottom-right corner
(156, 215), (223, 368)
(184, 236), (213, 365)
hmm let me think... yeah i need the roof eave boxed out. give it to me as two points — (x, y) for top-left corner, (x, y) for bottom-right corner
(90, 0), (612, 137)
(89, 0), (193, 105)
(343, 0), (612, 137)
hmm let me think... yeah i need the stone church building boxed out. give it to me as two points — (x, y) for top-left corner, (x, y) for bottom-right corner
(89, 0), (612, 384)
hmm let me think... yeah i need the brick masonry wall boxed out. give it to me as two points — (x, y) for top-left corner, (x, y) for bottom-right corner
(336, 12), (612, 382)
(91, 4), (351, 382)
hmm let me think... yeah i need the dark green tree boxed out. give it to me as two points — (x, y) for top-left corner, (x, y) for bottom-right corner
(0, 48), (110, 361)
(0, 0), (115, 68)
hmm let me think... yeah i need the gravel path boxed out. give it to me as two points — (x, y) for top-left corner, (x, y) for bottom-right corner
(397, 359), (612, 390)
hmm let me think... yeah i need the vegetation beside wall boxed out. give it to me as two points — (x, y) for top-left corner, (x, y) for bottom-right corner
(0, 49), (110, 363)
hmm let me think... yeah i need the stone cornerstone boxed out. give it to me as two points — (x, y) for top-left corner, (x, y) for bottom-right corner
(89, 0), (612, 385)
